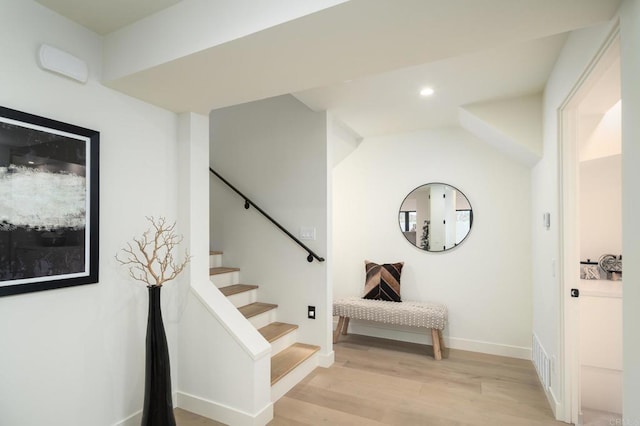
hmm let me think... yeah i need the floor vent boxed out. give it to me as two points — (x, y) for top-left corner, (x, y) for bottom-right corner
(532, 334), (550, 390)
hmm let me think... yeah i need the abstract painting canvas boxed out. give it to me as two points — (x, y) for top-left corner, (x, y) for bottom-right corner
(0, 106), (99, 297)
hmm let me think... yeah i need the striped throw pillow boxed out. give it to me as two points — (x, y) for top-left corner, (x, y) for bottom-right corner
(363, 260), (403, 302)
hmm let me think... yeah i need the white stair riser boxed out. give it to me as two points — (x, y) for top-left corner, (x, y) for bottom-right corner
(271, 352), (319, 402)
(270, 330), (298, 357)
(210, 271), (239, 288)
(209, 254), (222, 268)
(248, 309), (278, 329)
(226, 289), (258, 308)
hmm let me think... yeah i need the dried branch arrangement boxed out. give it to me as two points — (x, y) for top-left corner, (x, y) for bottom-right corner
(116, 216), (191, 287)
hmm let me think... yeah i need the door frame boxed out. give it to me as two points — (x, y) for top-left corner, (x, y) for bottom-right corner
(557, 24), (620, 424)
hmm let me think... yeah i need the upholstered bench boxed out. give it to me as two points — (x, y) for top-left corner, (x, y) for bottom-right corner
(333, 297), (448, 360)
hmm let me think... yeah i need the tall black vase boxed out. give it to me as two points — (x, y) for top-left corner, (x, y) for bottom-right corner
(141, 285), (176, 426)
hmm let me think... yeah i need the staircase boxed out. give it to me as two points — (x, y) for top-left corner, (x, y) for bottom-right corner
(209, 251), (320, 401)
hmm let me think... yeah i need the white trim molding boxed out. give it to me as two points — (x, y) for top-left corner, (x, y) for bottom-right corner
(318, 350), (335, 368)
(176, 391), (273, 426)
(112, 411), (141, 426)
(341, 319), (531, 360)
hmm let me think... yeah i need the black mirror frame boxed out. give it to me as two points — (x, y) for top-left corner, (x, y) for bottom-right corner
(398, 182), (473, 253)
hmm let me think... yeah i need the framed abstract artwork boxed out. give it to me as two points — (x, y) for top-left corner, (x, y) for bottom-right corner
(0, 106), (99, 297)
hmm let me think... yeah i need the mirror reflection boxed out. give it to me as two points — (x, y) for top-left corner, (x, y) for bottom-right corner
(399, 183), (473, 252)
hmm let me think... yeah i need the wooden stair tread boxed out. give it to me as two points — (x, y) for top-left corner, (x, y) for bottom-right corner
(209, 266), (239, 275)
(258, 322), (298, 343)
(219, 284), (258, 297)
(209, 250), (223, 255)
(238, 302), (278, 319)
(271, 343), (320, 385)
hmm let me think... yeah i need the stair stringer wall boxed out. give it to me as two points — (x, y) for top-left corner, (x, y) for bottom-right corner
(210, 95), (333, 365)
(177, 279), (273, 426)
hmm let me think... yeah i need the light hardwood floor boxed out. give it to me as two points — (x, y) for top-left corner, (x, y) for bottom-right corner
(175, 408), (226, 425)
(176, 334), (565, 425)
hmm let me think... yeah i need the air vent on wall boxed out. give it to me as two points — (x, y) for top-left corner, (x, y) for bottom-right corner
(38, 44), (88, 83)
(532, 334), (551, 390)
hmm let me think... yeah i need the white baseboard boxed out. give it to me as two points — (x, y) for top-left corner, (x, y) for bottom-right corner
(112, 410), (141, 426)
(112, 391), (180, 426)
(548, 386), (561, 420)
(176, 391), (273, 426)
(448, 336), (531, 360)
(318, 350), (335, 368)
(341, 319), (532, 360)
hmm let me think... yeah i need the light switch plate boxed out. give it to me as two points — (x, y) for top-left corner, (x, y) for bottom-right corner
(300, 227), (316, 240)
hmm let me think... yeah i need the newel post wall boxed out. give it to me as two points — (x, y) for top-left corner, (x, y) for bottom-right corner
(175, 112), (209, 407)
(177, 112), (210, 287)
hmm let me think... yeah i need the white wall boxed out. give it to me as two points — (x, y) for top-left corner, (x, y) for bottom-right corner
(533, 20), (617, 413)
(579, 101), (622, 161)
(620, 0), (640, 420)
(333, 126), (532, 358)
(579, 154), (622, 261)
(328, 115), (361, 168)
(459, 93), (543, 165)
(209, 95), (332, 360)
(0, 1), (181, 425)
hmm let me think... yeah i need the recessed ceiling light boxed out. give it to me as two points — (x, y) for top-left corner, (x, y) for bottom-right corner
(420, 87), (435, 97)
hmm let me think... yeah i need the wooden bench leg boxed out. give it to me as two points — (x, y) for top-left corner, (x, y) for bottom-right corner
(431, 328), (442, 360)
(342, 317), (350, 335)
(438, 329), (446, 356)
(334, 316), (346, 344)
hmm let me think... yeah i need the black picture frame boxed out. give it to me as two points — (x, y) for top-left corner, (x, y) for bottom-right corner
(0, 106), (99, 297)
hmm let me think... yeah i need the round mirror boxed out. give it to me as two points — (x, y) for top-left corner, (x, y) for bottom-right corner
(399, 183), (473, 252)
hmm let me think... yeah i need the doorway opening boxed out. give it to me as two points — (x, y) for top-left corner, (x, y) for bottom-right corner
(559, 28), (622, 425)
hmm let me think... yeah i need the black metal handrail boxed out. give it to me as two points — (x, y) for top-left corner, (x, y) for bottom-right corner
(209, 167), (325, 263)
